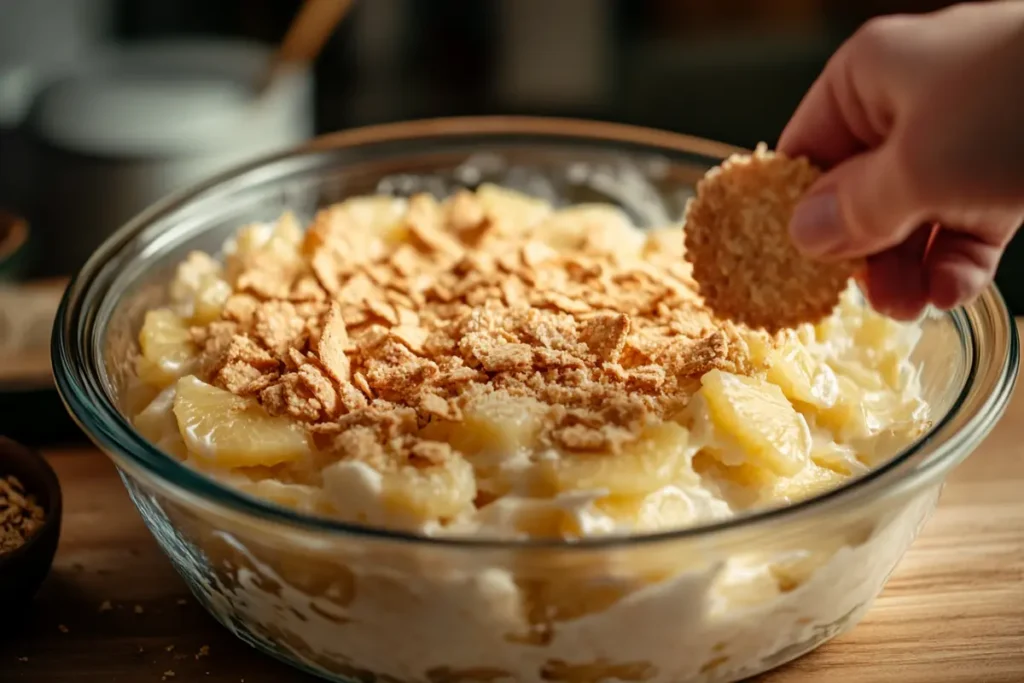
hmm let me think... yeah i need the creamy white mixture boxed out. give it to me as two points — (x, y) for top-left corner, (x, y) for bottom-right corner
(165, 486), (938, 683)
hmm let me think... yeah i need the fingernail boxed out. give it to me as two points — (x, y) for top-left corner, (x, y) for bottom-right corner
(789, 192), (845, 256)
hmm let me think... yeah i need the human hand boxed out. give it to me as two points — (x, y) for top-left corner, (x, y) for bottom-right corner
(779, 1), (1024, 320)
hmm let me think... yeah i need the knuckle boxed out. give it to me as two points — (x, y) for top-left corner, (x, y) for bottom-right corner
(853, 17), (893, 49)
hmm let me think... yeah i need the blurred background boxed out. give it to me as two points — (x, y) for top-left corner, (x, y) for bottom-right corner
(0, 0), (1015, 443)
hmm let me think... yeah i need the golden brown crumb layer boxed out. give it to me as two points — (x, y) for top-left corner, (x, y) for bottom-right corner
(187, 190), (772, 463)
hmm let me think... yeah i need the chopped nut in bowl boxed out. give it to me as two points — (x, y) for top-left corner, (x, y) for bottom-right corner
(53, 118), (1018, 683)
(0, 437), (63, 611)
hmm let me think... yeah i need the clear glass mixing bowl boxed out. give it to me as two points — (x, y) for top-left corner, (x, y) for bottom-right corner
(52, 117), (1019, 683)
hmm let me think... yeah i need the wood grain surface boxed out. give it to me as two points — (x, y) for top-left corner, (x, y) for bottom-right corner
(2, 348), (1023, 682)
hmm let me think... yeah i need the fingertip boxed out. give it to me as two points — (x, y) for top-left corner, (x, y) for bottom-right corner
(776, 119), (805, 159)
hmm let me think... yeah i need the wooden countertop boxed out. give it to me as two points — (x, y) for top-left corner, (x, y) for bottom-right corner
(3, 368), (1024, 682)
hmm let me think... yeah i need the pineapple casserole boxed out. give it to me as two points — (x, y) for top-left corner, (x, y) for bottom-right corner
(130, 183), (929, 539)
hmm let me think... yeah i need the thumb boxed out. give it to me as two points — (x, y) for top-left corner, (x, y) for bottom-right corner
(789, 145), (926, 260)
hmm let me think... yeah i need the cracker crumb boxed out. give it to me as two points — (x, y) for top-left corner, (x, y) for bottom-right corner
(197, 645), (210, 659)
(318, 302), (350, 383)
(684, 143), (859, 332)
(99, 600), (113, 613)
(0, 474), (45, 554)
(178, 187), (775, 477)
(134, 604), (145, 615)
(58, 624), (68, 634)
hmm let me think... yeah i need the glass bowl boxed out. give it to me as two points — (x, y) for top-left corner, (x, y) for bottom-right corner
(52, 117), (1019, 683)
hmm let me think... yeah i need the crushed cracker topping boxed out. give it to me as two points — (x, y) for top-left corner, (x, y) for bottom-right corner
(684, 144), (860, 332)
(176, 190), (771, 465)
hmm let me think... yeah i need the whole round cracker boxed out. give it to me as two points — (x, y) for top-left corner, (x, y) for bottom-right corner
(683, 144), (859, 333)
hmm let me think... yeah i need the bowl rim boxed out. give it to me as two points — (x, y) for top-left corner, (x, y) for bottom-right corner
(51, 115), (1020, 550)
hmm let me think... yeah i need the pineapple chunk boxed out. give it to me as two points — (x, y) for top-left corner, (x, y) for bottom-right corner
(696, 455), (777, 491)
(766, 344), (839, 409)
(477, 497), (586, 539)
(849, 419), (929, 467)
(228, 223), (273, 262)
(450, 392), (547, 458)
(534, 204), (645, 256)
(643, 226), (686, 261)
(855, 310), (905, 352)
(813, 376), (922, 443)
(382, 458), (478, 522)
(190, 276), (233, 325)
(137, 309), (197, 388)
(237, 480), (323, 515)
(827, 359), (887, 392)
(515, 505), (584, 538)
(330, 195), (409, 244)
(696, 455), (843, 508)
(447, 392), (547, 495)
(811, 441), (866, 476)
(768, 462), (846, 504)
(541, 422), (694, 496)
(227, 212), (302, 263)
(273, 211), (304, 245)
(701, 370), (811, 477)
(475, 183), (552, 236)
(741, 329), (776, 369)
(133, 385), (188, 460)
(322, 455), (477, 527)
(225, 213), (305, 281)
(596, 484), (729, 532)
(168, 251), (232, 324)
(172, 375), (312, 467)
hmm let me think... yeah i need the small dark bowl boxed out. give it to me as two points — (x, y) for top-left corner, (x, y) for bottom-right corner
(0, 437), (62, 609)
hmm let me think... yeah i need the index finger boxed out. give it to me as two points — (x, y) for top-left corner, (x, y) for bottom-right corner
(778, 46), (881, 169)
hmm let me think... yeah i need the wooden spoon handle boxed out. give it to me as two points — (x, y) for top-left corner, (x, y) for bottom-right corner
(258, 0), (355, 95)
